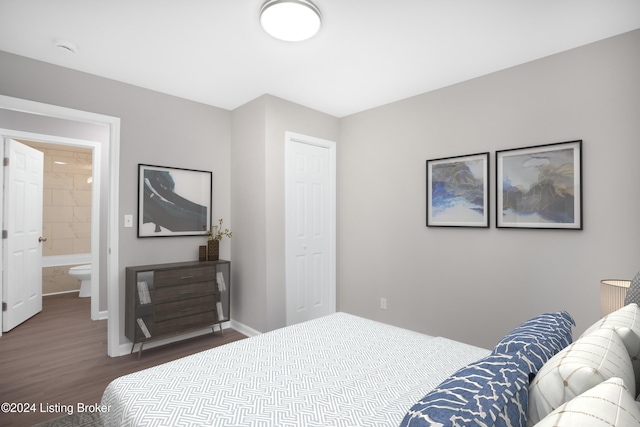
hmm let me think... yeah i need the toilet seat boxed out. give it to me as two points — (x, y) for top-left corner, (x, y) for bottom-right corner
(70, 264), (91, 275)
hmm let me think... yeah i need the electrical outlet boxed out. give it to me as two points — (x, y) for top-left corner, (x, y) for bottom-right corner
(380, 298), (387, 310)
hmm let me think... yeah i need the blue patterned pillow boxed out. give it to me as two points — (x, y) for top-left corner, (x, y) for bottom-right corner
(400, 353), (529, 427)
(492, 311), (575, 372)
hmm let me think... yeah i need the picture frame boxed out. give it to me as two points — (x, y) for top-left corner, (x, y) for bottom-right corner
(496, 140), (582, 229)
(137, 164), (212, 237)
(426, 152), (490, 228)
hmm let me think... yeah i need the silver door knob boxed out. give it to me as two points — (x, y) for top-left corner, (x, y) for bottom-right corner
(39, 236), (47, 242)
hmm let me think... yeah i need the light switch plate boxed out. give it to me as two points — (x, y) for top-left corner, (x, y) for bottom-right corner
(124, 214), (133, 228)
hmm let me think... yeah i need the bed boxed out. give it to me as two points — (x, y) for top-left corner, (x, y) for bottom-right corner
(101, 307), (640, 426)
(101, 312), (489, 426)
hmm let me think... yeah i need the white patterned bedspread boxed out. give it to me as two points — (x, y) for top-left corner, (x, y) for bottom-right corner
(101, 312), (489, 427)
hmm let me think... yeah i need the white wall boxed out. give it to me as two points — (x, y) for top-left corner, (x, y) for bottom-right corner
(337, 29), (640, 349)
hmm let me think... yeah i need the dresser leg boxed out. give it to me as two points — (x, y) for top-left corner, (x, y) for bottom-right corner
(213, 323), (224, 336)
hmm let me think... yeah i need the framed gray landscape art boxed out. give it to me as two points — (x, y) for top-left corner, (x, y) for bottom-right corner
(138, 164), (212, 237)
(496, 140), (582, 229)
(426, 152), (489, 228)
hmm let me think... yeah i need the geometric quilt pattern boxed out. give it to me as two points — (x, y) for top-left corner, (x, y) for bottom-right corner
(101, 313), (491, 426)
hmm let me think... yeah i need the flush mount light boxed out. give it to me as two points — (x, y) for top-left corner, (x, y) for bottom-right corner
(260, 0), (321, 42)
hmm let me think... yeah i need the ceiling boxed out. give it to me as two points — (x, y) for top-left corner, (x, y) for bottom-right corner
(1, 0), (639, 118)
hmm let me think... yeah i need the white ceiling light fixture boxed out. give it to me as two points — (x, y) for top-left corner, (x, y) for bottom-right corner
(260, 0), (322, 42)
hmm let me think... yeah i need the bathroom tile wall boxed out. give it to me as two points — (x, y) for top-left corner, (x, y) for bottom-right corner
(23, 141), (92, 294)
(43, 266), (82, 294)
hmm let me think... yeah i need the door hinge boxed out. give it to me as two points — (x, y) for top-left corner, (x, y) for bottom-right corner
(2, 302), (6, 312)
(3, 157), (8, 166)
(2, 230), (7, 239)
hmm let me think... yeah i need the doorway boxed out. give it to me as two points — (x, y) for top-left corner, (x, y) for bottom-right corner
(0, 95), (121, 357)
(284, 131), (336, 326)
(0, 135), (100, 329)
(24, 140), (96, 304)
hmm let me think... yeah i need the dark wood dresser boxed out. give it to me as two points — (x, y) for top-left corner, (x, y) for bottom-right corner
(125, 260), (230, 357)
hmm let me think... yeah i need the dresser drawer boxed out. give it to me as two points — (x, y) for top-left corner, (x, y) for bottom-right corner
(154, 266), (216, 287)
(154, 295), (215, 322)
(155, 311), (217, 336)
(126, 260), (230, 356)
(154, 281), (216, 304)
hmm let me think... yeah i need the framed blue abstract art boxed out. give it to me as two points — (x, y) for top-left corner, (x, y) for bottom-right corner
(496, 140), (582, 229)
(426, 152), (490, 227)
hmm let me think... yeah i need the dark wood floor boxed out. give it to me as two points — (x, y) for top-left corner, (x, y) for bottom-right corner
(0, 293), (246, 426)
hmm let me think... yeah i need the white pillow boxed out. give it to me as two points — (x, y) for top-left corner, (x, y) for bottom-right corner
(535, 377), (640, 426)
(527, 328), (635, 426)
(581, 303), (640, 391)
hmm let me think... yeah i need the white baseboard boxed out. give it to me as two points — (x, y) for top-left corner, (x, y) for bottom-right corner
(230, 319), (261, 337)
(43, 289), (80, 297)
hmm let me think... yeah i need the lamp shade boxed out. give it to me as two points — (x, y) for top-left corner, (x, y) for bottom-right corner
(260, 0), (321, 42)
(600, 279), (631, 317)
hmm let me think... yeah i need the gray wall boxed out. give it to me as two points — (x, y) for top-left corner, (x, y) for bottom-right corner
(0, 107), (111, 309)
(337, 29), (640, 348)
(230, 96), (268, 332)
(230, 94), (339, 332)
(263, 95), (340, 331)
(1, 28), (638, 350)
(0, 51), (231, 348)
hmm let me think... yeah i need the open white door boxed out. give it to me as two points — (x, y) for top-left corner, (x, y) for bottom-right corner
(2, 138), (44, 332)
(285, 132), (336, 326)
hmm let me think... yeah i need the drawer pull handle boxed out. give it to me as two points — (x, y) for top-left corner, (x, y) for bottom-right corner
(180, 275), (195, 280)
(178, 291), (194, 295)
(181, 308), (194, 313)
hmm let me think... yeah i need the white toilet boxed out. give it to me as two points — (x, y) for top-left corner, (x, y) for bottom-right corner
(69, 264), (92, 298)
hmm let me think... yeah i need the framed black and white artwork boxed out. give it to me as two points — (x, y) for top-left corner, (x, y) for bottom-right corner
(137, 164), (212, 237)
